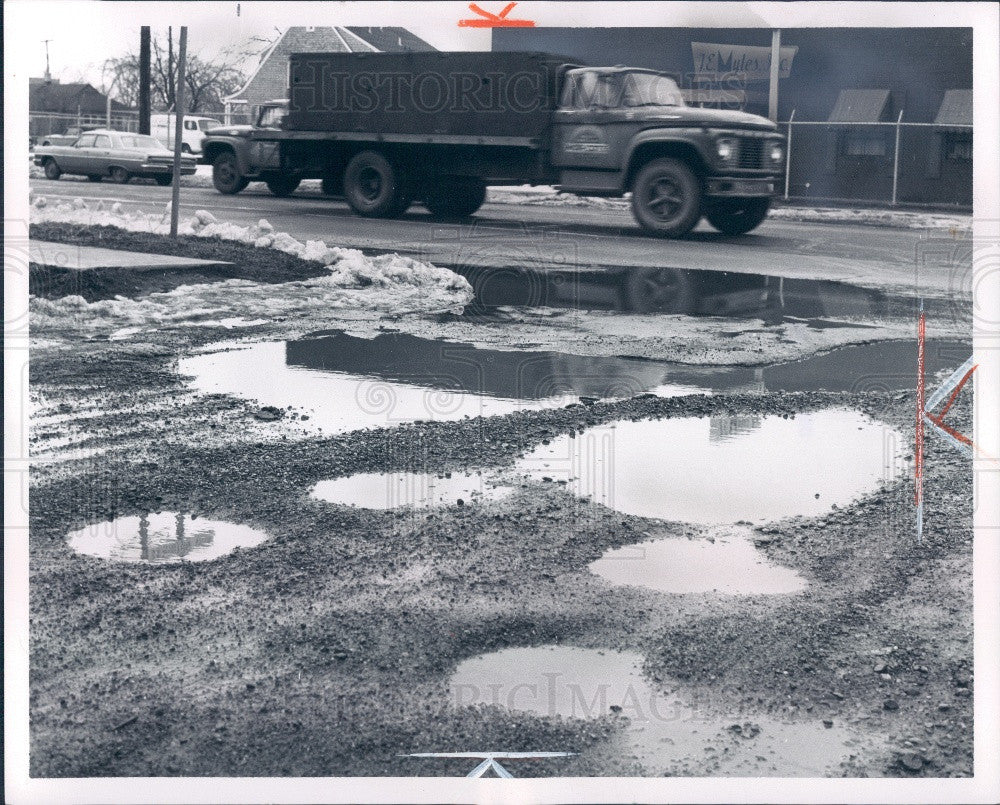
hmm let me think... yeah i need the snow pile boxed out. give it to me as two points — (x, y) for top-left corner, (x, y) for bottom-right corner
(29, 197), (474, 334)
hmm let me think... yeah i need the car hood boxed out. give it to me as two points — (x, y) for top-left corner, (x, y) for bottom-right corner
(631, 105), (777, 131)
(205, 125), (254, 137)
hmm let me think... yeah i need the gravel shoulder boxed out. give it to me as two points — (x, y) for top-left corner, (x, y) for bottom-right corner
(27, 230), (973, 778)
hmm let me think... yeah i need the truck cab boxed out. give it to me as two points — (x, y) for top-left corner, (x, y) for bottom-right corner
(552, 67), (784, 235)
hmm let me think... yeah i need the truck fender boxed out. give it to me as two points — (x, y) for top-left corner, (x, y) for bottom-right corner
(202, 140), (257, 178)
(622, 128), (714, 191)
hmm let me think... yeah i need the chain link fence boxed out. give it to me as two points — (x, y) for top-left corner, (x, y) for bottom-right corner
(778, 119), (972, 208)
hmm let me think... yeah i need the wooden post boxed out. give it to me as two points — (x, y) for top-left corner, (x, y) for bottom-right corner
(784, 108), (795, 199)
(170, 26), (187, 238)
(891, 109), (904, 206)
(139, 26), (151, 135)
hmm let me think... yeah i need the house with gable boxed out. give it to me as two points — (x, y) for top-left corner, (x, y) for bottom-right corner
(224, 26), (435, 123)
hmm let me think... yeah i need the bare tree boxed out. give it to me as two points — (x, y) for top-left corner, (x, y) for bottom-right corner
(101, 29), (251, 114)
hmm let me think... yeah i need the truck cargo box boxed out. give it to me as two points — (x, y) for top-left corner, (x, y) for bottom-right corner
(286, 51), (572, 140)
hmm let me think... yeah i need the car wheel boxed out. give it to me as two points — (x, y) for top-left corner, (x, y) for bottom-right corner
(704, 197), (771, 235)
(343, 151), (405, 218)
(43, 159), (62, 180)
(154, 175), (173, 186)
(423, 179), (487, 218)
(630, 158), (701, 237)
(320, 178), (340, 197)
(109, 166), (131, 184)
(266, 177), (301, 197)
(212, 151), (249, 195)
(87, 174), (103, 182)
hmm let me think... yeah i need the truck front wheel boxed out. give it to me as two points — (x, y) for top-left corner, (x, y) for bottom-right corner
(630, 158), (701, 237)
(704, 197), (771, 235)
(266, 177), (301, 197)
(423, 180), (487, 218)
(212, 152), (249, 195)
(343, 151), (405, 218)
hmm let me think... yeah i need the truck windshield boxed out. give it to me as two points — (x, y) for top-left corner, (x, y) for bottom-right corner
(258, 106), (287, 128)
(620, 72), (685, 107)
(197, 119), (219, 131)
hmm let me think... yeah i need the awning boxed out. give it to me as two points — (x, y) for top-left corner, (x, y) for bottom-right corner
(934, 89), (972, 127)
(828, 89), (891, 123)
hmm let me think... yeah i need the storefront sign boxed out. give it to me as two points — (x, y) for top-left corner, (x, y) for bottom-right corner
(692, 42), (798, 80)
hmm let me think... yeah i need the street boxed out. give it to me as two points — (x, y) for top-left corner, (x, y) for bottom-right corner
(29, 176), (971, 298)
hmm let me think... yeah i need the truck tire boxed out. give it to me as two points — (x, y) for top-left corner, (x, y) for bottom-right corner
(266, 177), (301, 197)
(343, 151), (405, 218)
(43, 159), (62, 180)
(630, 158), (701, 237)
(423, 180), (487, 218)
(212, 152), (249, 195)
(704, 197), (771, 235)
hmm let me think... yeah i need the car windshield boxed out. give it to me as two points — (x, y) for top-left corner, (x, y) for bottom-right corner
(197, 119), (219, 131)
(563, 70), (685, 109)
(119, 135), (166, 150)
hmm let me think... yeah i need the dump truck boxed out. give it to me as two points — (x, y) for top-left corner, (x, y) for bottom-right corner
(202, 51), (785, 236)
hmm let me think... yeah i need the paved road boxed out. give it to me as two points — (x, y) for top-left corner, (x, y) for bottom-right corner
(30, 177), (971, 298)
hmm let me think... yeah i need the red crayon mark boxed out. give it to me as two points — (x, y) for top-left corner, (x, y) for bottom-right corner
(915, 309), (924, 506)
(459, 2), (535, 27)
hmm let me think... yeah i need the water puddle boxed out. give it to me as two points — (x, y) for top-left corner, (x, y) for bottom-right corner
(590, 527), (806, 595)
(456, 263), (912, 324)
(311, 470), (513, 510)
(450, 646), (854, 776)
(66, 512), (269, 563)
(180, 332), (965, 433)
(514, 409), (903, 524)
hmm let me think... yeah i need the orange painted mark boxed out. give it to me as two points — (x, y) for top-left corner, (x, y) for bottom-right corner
(459, 2), (535, 27)
(926, 361), (977, 448)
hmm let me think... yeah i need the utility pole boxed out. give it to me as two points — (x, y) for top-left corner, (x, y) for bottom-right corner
(169, 26), (187, 238)
(41, 39), (52, 82)
(139, 26), (151, 134)
(768, 29), (781, 123)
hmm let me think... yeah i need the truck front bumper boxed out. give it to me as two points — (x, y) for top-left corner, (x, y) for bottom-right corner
(705, 177), (777, 197)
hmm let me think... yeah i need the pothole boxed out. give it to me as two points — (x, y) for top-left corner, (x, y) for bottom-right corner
(589, 526), (806, 595)
(310, 471), (514, 509)
(514, 409), (904, 523)
(66, 512), (270, 563)
(449, 645), (855, 776)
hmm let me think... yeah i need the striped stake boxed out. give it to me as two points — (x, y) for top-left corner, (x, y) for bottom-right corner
(916, 300), (925, 541)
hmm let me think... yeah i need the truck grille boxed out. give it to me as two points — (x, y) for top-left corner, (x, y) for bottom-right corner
(738, 138), (765, 169)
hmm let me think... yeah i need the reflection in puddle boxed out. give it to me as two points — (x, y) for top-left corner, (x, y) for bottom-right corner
(515, 410), (903, 524)
(589, 527), (806, 595)
(180, 333), (966, 435)
(450, 646), (853, 776)
(311, 471), (513, 510)
(66, 512), (269, 563)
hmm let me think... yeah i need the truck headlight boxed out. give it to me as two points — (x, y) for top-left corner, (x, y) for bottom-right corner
(716, 137), (737, 162)
(770, 143), (784, 162)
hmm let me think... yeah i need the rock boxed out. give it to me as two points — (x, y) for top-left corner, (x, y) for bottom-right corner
(884, 699), (900, 711)
(897, 753), (924, 772)
(253, 406), (283, 421)
(823, 719), (834, 729)
(937, 703), (951, 712)
(874, 662), (888, 673)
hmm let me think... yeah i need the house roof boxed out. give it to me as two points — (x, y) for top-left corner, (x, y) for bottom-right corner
(828, 89), (891, 123)
(29, 82), (132, 114)
(226, 26), (436, 106)
(934, 89), (972, 126)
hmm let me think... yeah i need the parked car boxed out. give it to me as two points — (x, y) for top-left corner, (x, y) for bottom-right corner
(33, 129), (197, 184)
(151, 113), (221, 154)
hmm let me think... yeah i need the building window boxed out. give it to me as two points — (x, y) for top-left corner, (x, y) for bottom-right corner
(842, 131), (888, 157)
(944, 133), (972, 161)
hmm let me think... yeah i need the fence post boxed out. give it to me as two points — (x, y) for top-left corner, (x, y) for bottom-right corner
(784, 109), (795, 200)
(891, 109), (904, 206)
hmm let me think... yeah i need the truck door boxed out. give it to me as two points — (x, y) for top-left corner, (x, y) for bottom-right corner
(552, 70), (626, 171)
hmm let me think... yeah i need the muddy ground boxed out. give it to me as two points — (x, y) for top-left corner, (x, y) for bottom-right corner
(27, 227), (972, 778)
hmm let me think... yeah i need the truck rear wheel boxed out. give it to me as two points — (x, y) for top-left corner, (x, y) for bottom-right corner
(266, 177), (301, 197)
(704, 197), (771, 235)
(212, 152), (249, 195)
(343, 151), (406, 218)
(630, 158), (701, 237)
(423, 180), (487, 218)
